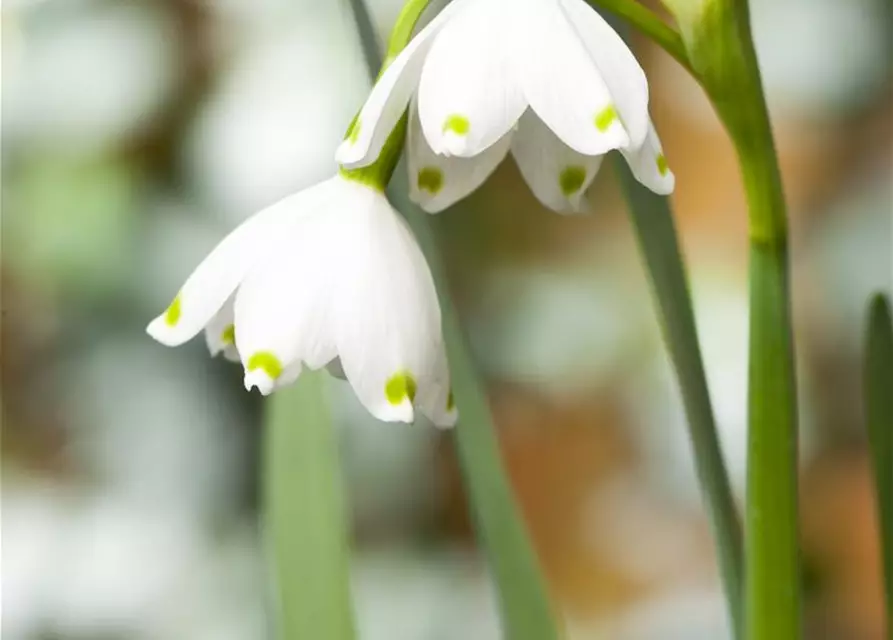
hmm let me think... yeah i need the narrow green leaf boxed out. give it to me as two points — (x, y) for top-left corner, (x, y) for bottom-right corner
(865, 293), (893, 628)
(614, 158), (743, 637)
(264, 371), (355, 640)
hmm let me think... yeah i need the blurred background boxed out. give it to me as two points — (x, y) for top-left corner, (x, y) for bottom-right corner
(2, 0), (891, 637)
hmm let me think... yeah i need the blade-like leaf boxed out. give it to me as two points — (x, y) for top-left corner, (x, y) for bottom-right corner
(615, 158), (743, 636)
(264, 371), (355, 640)
(865, 293), (893, 628)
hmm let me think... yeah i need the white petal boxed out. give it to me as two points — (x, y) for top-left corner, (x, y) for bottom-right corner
(621, 121), (675, 195)
(408, 95), (511, 213)
(204, 295), (240, 362)
(234, 196), (342, 396)
(511, 109), (604, 213)
(416, 0), (526, 158)
(335, 0), (467, 168)
(511, 0), (629, 156)
(333, 189), (444, 424)
(416, 350), (457, 428)
(146, 184), (329, 348)
(560, 0), (649, 147)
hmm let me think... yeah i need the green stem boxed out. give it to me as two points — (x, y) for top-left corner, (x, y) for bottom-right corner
(865, 294), (893, 632)
(264, 371), (355, 640)
(584, 0), (694, 73)
(616, 159), (743, 636)
(711, 6), (800, 638)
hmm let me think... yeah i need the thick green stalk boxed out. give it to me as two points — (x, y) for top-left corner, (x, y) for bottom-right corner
(345, 0), (561, 636)
(865, 294), (893, 631)
(616, 159), (743, 635)
(699, 3), (799, 638)
(264, 371), (355, 640)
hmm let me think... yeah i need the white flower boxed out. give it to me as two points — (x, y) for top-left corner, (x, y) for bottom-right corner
(147, 174), (456, 428)
(337, 0), (674, 214)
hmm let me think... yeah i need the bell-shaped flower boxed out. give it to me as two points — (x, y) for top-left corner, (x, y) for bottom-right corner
(147, 174), (456, 428)
(337, 0), (674, 214)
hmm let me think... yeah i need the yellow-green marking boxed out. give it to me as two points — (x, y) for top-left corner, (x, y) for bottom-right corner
(385, 371), (417, 405)
(656, 153), (669, 177)
(443, 114), (470, 136)
(417, 167), (444, 194)
(165, 294), (182, 327)
(248, 351), (283, 380)
(221, 324), (236, 346)
(559, 166), (587, 197)
(594, 105), (618, 132)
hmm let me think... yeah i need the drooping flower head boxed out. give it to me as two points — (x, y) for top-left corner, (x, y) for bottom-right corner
(338, 0), (674, 214)
(147, 174), (456, 428)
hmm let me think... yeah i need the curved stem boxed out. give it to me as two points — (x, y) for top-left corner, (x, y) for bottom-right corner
(705, 4), (800, 638)
(584, 0), (694, 73)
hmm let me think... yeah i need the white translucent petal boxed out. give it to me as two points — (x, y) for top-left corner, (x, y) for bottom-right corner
(416, 0), (526, 158)
(234, 183), (344, 396)
(332, 185), (445, 424)
(560, 0), (649, 147)
(511, 0), (629, 155)
(335, 0), (468, 168)
(408, 96), (511, 213)
(511, 109), (605, 213)
(416, 350), (457, 428)
(146, 185), (327, 347)
(621, 121), (675, 195)
(204, 295), (240, 362)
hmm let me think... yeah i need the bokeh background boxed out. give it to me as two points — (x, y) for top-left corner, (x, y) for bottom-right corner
(2, 0), (892, 638)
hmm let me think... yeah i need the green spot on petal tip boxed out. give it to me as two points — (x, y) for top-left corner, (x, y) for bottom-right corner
(385, 371), (417, 406)
(559, 166), (587, 197)
(594, 105), (618, 132)
(347, 117), (362, 144)
(221, 324), (235, 345)
(656, 153), (669, 176)
(248, 351), (283, 380)
(417, 167), (444, 194)
(443, 114), (470, 136)
(446, 390), (455, 412)
(165, 295), (182, 327)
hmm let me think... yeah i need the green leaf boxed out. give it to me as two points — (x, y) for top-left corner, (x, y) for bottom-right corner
(865, 293), (893, 627)
(614, 158), (743, 637)
(264, 371), (355, 640)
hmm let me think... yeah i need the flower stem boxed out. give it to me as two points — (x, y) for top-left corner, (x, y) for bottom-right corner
(264, 371), (355, 640)
(865, 294), (893, 632)
(616, 159), (743, 636)
(705, 5), (800, 638)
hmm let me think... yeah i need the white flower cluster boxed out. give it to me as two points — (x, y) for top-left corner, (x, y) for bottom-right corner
(148, 0), (673, 427)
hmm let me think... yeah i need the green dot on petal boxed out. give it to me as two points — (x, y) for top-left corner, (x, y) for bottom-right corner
(417, 167), (444, 194)
(165, 294), (182, 327)
(346, 117), (362, 144)
(385, 371), (417, 406)
(656, 153), (669, 176)
(559, 166), (587, 197)
(221, 324), (236, 345)
(594, 105), (618, 132)
(248, 351), (283, 380)
(446, 390), (455, 412)
(443, 114), (470, 136)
